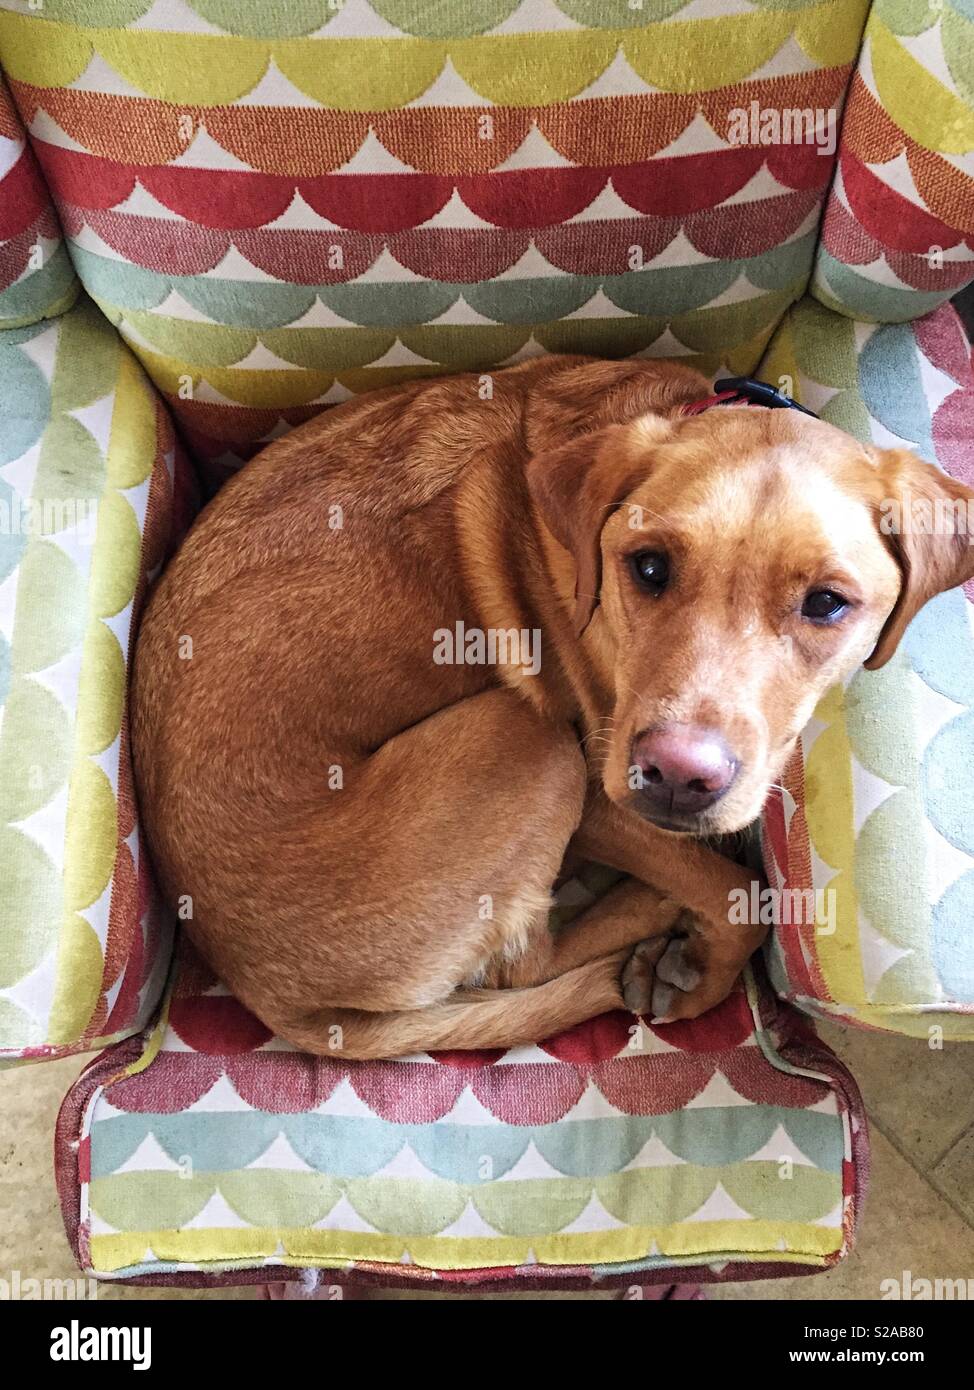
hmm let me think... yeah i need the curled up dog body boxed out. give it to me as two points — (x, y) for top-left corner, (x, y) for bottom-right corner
(131, 356), (974, 1058)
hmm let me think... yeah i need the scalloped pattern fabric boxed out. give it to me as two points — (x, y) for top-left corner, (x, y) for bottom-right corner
(0, 296), (196, 1063)
(0, 0), (871, 484)
(758, 296), (974, 1037)
(0, 73), (77, 326)
(811, 0), (974, 322)
(55, 939), (866, 1288)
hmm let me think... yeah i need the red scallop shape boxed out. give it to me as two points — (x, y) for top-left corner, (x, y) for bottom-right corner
(721, 1048), (831, 1107)
(457, 167), (605, 229)
(685, 188), (819, 261)
(167, 994), (272, 1053)
(613, 149), (762, 217)
(33, 145), (135, 210)
(107, 1053), (223, 1113)
(389, 226), (530, 283)
(470, 1063), (586, 1125)
(932, 387), (974, 489)
(885, 245), (973, 293)
(0, 226), (34, 292)
(593, 1054), (717, 1115)
(140, 167), (294, 229)
(86, 208), (228, 275)
(766, 142), (833, 192)
(350, 1060), (465, 1122)
(538, 1009), (633, 1064)
(299, 172), (453, 233)
(647, 985), (756, 1053)
(234, 228), (380, 283)
(915, 303), (974, 388)
(820, 196), (876, 266)
(841, 148), (962, 255)
(225, 1052), (345, 1113)
(0, 148), (47, 238)
(536, 217), (679, 275)
(430, 1048), (507, 1067)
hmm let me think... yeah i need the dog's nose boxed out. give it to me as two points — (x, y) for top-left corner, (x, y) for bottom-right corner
(631, 724), (739, 818)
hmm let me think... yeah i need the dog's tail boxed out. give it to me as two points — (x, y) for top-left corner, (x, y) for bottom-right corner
(279, 953), (628, 1060)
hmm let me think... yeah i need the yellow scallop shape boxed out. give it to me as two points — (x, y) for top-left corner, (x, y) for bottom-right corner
(89, 489), (141, 620)
(796, 2), (870, 69)
(625, 13), (792, 93)
(452, 32), (617, 106)
(94, 32), (268, 105)
(107, 352), (157, 491)
(63, 758), (117, 914)
(869, 20), (974, 154)
(76, 619), (125, 760)
(276, 38), (446, 111)
(0, 13), (94, 87)
(48, 912), (104, 1047)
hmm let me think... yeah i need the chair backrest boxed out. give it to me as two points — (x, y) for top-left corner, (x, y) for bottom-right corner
(0, 0), (878, 487)
(810, 1), (974, 324)
(0, 73), (77, 327)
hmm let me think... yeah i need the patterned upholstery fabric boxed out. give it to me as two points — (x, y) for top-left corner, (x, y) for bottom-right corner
(55, 938), (866, 1290)
(0, 0), (870, 484)
(812, 0), (974, 322)
(0, 298), (195, 1063)
(0, 0), (970, 1288)
(0, 73), (77, 327)
(759, 297), (974, 1037)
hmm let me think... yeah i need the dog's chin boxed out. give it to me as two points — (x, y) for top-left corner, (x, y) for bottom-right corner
(615, 787), (769, 838)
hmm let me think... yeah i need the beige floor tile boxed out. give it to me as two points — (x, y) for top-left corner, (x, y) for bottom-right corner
(0, 1055), (254, 1302)
(711, 1127), (974, 1300)
(930, 1122), (974, 1228)
(816, 1021), (974, 1171)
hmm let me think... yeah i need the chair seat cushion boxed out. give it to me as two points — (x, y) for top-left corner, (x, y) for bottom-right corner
(56, 939), (866, 1291)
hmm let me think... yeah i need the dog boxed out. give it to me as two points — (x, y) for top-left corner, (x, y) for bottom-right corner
(131, 356), (974, 1058)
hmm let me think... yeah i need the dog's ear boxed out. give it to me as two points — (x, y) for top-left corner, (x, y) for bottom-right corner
(526, 416), (673, 635)
(865, 448), (974, 670)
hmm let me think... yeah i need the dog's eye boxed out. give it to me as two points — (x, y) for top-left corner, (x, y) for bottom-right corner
(802, 589), (848, 623)
(630, 550), (670, 595)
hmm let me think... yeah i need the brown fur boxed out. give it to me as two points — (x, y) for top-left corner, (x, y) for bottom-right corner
(131, 356), (974, 1057)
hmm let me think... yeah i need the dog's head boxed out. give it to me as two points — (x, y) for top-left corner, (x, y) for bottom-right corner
(528, 406), (974, 835)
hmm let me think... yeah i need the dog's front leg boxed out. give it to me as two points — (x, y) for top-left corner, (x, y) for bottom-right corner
(570, 789), (768, 1022)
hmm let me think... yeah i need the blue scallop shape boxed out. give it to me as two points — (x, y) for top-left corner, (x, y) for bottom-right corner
(922, 708), (974, 857)
(931, 869), (974, 1003)
(533, 1116), (653, 1178)
(859, 320), (933, 458)
(409, 1123), (534, 1184)
(904, 589), (974, 708)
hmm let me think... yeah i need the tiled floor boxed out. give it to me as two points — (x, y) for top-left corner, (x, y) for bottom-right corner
(1, 1023), (972, 1302)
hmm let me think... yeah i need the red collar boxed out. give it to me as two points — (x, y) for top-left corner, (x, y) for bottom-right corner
(679, 377), (818, 419)
(679, 388), (755, 417)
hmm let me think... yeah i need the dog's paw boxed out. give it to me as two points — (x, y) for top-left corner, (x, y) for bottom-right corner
(622, 909), (747, 1023)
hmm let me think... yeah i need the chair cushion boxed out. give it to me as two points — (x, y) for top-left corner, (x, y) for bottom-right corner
(0, 295), (196, 1063)
(0, 73), (77, 327)
(759, 296), (974, 1037)
(811, 3), (974, 322)
(0, 0), (870, 484)
(55, 937), (866, 1291)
